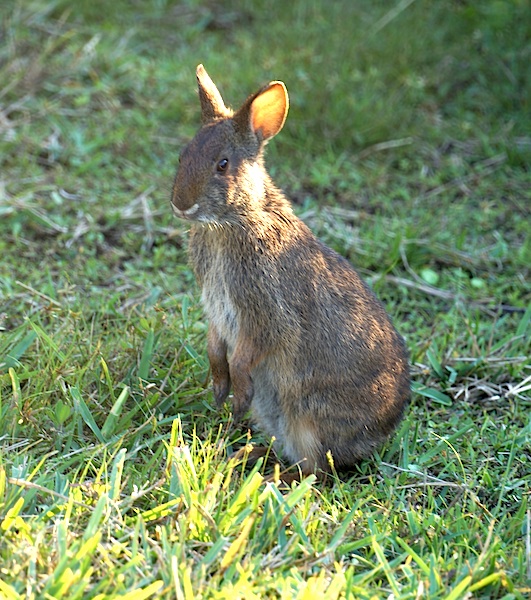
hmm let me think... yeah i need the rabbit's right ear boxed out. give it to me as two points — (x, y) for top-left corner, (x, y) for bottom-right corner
(196, 64), (230, 123)
(235, 81), (289, 143)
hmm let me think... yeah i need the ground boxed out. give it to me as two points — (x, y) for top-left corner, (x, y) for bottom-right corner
(0, 1), (529, 598)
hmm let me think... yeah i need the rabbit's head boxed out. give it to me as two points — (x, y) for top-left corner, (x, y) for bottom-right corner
(171, 65), (289, 225)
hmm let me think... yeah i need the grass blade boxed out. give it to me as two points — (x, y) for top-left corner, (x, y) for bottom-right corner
(0, 578), (22, 600)
(219, 515), (256, 573)
(83, 495), (107, 540)
(109, 448), (127, 501)
(412, 381), (453, 406)
(69, 386), (104, 443)
(101, 385), (130, 440)
(119, 581), (164, 600)
(516, 303), (531, 337)
(138, 329), (155, 380)
(28, 322), (66, 362)
(371, 535), (401, 597)
(444, 576), (472, 600)
(1, 331), (37, 370)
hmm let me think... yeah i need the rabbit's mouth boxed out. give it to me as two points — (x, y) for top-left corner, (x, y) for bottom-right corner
(171, 202), (235, 228)
(171, 202), (200, 220)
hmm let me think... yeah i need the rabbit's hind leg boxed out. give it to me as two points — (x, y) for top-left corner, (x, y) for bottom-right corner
(283, 415), (329, 476)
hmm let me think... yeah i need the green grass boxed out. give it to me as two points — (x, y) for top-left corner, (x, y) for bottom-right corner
(1, 0), (530, 598)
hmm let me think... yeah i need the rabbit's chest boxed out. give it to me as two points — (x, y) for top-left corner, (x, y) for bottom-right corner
(200, 261), (239, 349)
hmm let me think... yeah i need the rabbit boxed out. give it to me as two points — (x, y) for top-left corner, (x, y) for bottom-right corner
(171, 64), (410, 479)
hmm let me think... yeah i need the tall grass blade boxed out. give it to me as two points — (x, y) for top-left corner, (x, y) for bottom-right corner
(138, 329), (155, 380)
(101, 386), (130, 440)
(109, 448), (127, 501)
(371, 535), (402, 597)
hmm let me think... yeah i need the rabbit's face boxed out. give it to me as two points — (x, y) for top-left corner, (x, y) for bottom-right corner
(171, 119), (263, 227)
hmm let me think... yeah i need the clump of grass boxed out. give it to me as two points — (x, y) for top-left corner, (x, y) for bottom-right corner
(1, 0), (530, 598)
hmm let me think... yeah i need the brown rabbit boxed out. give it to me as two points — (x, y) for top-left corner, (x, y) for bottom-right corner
(171, 65), (410, 478)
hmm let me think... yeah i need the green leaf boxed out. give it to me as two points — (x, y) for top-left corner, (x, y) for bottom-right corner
(54, 400), (72, 426)
(412, 381), (453, 405)
(426, 347), (445, 379)
(470, 277), (485, 289)
(420, 267), (439, 285)
(1, 331), (37, 370)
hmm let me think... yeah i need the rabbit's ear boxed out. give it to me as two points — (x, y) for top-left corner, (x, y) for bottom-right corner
(236, 82), (289, 142)
(251, 82), (289, 141)
(196, 64), (229, 123)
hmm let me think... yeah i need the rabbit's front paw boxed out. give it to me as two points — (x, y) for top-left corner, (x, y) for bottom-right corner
(213, 374), (231, 407)
(231, 378), (254, 423)
(207, 325), (230, 407)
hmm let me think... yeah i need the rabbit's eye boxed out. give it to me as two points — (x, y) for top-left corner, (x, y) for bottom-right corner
(216, 158), (229, 173)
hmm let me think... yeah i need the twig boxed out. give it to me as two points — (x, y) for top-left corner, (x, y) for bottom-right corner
(527, 509), (531, 582)
(380, 461), (468, 489)
(118, 477), (167, 508)
(140, 187), (155, 251)
(399, 242), (436, 289)
(451, 355), (527, 365)
(420, 153), (507, 199)
(15, 280), (62, 307)
(7, 477), (93, 509)
(354, 137), (414, 161)
(381, 274), (525, 314)
(381, 274), (456, 300)
(370, 0), (417, 35)
(395, 481), (465, 490)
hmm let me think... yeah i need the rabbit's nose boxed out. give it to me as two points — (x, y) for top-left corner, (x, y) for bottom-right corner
(171, 185), (193, 210)
(171, 174), (200, 211)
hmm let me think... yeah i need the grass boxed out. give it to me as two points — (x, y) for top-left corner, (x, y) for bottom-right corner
(0, 0), (530, 597)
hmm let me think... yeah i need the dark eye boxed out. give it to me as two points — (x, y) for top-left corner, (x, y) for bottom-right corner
(216, 158), (229, 173)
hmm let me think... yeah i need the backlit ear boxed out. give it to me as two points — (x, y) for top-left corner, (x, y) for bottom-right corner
(196, 64), (230, 123)
(249, 82), (289, 141)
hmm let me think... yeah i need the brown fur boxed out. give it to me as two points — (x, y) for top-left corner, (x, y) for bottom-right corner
(171, 65), (411, 478)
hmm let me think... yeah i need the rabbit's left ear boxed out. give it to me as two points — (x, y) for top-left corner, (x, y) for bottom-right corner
(235, 81), (289, 142)
(196, 64), (230, 123)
